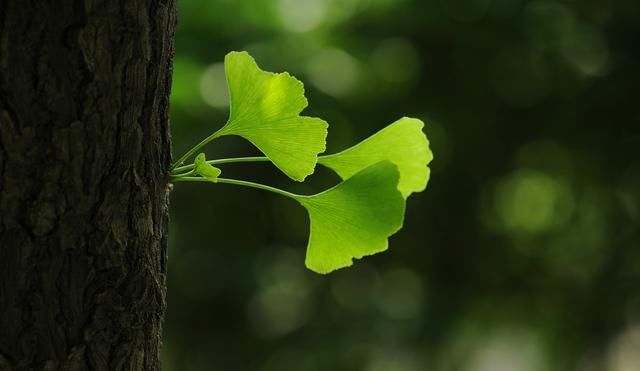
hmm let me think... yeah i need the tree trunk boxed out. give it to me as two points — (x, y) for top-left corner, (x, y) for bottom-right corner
(0, 0), (175, 369)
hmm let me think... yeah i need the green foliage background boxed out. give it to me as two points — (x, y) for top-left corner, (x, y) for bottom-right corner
(165, 0), (640, 370)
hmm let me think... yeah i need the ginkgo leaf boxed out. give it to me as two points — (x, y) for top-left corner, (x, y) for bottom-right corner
(194, 153), (221, 182)
(318, 117), (433, 198)
(216, 51), (328, 181)
(295, 161), (405, 274)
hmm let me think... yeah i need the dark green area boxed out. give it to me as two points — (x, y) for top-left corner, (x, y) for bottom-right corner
(164, 0), (640, 369)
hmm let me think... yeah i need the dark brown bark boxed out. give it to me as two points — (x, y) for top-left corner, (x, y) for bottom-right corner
(0, 0), (175, 370)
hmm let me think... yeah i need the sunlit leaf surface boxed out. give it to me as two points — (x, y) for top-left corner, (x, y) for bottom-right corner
(296, 161), (406, 274)
(319, 117), (433, 198)
(218, 51), (328, 181)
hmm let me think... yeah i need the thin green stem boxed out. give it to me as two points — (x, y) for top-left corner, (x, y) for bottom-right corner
(171, 177), (210, 182)
(171, 156), (271, 174)
(170, 168), (196, 179)
(172, 176), (301, 200)
(170, 127), (226, 170)
(218, 178), (301, 199)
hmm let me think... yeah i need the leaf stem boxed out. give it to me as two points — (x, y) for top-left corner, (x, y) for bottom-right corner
(170, 168), (196, 179)
(172, 176), (301, 200)
(170, 127), (227, 171)
(171, 156), (271, 174)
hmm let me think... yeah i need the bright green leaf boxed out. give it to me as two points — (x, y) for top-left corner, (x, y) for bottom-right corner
(318, 117), (433, 198)
(194, 153), (221, 182)
(217, 51), (328, 181)
(296, 161), (406, 274)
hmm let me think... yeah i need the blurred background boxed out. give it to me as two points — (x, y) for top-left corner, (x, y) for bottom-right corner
(164, 0), (640, 370)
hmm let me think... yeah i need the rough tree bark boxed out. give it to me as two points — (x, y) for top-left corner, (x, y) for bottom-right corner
(0, 0), (176, 370)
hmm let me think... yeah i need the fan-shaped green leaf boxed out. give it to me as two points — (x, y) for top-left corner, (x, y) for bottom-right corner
(318, 117), (433, 198)
(296, 161), (405, 274)
(217, 51), (328, 181)
(194, 153), (221, 182)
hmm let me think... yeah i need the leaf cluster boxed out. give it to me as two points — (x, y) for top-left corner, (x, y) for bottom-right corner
(171, 51), (433, 273)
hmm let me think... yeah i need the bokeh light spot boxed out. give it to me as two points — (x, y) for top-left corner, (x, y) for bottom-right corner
(464, 329), (549, 371)
(561, 23), (610, 76)
(490, 169), (574, 235)
(523, 1), (610, 76)
(277, 0), (327, 33)
(248, 248), (312, 338)
(523, 1), (577, 50)
(199, 62), (229, 109)
(307, 48), (360, 97)
(607, 323), (640, 371)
